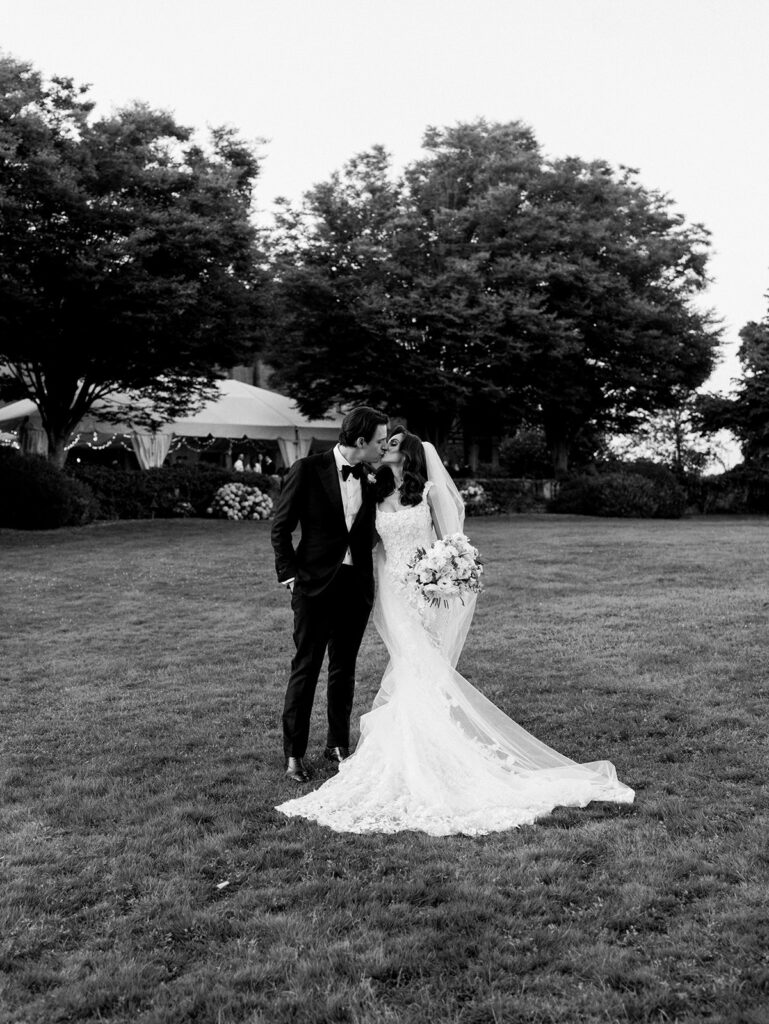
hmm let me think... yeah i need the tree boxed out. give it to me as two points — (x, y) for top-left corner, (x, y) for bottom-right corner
(609, 390), (724, 476)
(266, 120), (721, 470)
(511, 156), (720, 472)
(0, 57), (266, 464)
(267, 125), (546, 444)
(266, 148), (421, 419)
(405, 129), (721, 469)
(698, 316), (769, 465)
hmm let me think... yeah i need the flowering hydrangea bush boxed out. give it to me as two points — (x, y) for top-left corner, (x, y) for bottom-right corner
(207, 482), (273, 520)
(459, 480), (500, 516)
(404, 533), (484, 608)
(459, 482), (486, 505)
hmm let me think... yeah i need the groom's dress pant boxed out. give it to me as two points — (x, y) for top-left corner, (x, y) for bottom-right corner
(283, 565), (372, 759)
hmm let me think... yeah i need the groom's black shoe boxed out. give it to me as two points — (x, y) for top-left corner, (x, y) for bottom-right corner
(324, 746), (350, 765)
(285, 756), (311, 783)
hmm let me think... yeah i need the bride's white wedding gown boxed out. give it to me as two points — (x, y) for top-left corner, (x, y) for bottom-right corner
(276, 486), (634, 835)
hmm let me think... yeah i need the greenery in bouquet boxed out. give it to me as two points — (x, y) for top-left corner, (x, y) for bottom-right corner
(404, 533), (484, 608)
(207, 482), (274, 521)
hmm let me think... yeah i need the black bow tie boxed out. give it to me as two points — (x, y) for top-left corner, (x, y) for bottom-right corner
(341, 463), (364, 481)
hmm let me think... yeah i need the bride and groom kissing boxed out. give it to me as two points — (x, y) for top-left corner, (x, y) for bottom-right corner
(271, 406), (634, 836)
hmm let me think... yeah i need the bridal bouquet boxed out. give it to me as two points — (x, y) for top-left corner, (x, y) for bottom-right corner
(403, 533), (484, 608)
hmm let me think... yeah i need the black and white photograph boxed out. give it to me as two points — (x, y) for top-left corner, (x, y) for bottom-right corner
(1, 2), (767, 1021)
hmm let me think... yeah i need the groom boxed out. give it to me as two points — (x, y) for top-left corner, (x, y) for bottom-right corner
(271, 406), (389, 783)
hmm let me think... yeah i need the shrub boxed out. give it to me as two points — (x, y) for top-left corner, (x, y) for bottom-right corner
(459, 481), (487, 505)
(459, 481), (499, 517)
(69, 465), (157, 519)
(69, 464), (275, 519)
(456, 478), (540, 515)
(697, 464), (769, 514)
(207, 482), (274, 520)
(601, 459), (706, 515)
(0, 449), (99, 529)
(617, 459), (685, 486)
(498, 429), (552, 478)
(480, 478), (541, 513)
(549, 470), (687, 519)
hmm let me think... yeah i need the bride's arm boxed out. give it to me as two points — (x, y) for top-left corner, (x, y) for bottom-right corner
(427, 489), (444, 540)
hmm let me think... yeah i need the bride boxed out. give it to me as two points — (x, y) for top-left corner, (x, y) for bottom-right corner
(276, 430), (634, 835)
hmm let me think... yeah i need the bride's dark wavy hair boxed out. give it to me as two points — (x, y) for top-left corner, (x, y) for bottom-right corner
(375, 429), (428, 507)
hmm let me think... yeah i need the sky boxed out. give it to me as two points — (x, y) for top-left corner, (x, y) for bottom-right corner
(3, 0), (769, 397)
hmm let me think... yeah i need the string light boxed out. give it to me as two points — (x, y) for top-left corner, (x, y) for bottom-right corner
(170, 435), (222, 452)
(64, 431), (134, 451)
(6, 427), (267, 457)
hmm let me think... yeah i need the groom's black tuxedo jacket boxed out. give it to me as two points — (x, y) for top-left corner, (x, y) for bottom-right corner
(271, 450), (377, 602)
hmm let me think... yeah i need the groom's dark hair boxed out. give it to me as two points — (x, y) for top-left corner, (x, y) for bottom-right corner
(339, 406), (388, 447)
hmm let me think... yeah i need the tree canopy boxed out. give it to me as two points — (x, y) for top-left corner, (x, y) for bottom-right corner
(0, 57), (266, 463)
(266, 120), (721, 470)
(699, 315), (769, 465)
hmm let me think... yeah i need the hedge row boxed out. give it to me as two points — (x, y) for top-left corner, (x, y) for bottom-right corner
(693, 464), (769, 514)
(0, 453), (277, 530)
(4, 449), (768, 531)
(69, 464), (275, 520)
(549, 470), (687, 519)
(548, 462), (769, 518)
(456, 478), (543, 514)
(0, 449), (100, 529)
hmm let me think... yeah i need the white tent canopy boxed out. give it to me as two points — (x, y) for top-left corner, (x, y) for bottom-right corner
(0, 381), (343, 467)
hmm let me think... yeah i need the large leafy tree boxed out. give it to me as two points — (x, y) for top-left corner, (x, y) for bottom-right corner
(267, 120), (720, 469)
(266, 147), (414, 418)
(267, 126), (546, 444)
(514, 155), (720, 470)
(0, 57), (265, 464)
(699, 315), (769, 465)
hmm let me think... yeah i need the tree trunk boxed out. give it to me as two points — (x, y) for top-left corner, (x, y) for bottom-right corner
(551, 439), (569, 476)
(544, 416), (572, 477)
(46, 430), (69, 469)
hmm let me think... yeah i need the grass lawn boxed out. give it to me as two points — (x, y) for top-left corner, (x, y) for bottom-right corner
(1, 514), (768, 1024)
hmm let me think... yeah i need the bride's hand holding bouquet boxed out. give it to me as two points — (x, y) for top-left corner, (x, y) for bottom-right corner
(404, 532), (484, 608)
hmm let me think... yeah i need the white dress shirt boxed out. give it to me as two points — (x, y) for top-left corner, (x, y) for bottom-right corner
(334, 445), (363, 565)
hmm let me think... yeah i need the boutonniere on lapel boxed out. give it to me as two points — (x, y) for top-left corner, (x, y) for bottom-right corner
(361, 463), (378, 487)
